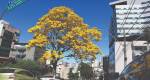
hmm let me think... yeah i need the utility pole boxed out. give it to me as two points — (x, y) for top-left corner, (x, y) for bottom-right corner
(123, 28), (127, 67)
(131, 41), (135, 60)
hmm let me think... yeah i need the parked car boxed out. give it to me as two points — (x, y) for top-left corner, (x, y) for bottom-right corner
(0, 68), (37, 80)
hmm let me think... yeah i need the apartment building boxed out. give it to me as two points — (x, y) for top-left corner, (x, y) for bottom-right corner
(0, 20), (44, 63)
(0, 20), (20, 63)
(109, 0), (150, 74)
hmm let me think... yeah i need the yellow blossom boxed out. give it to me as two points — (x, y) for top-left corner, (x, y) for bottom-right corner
(28, 6), (102, 62)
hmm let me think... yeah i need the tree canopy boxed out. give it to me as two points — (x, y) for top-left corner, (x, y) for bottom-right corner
(27, 6), (101, 66)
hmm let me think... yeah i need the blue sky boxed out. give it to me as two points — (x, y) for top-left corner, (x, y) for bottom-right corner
(0, 0), (112, 59)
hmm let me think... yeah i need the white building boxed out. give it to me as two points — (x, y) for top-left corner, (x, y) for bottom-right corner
(91, 61), (103, 72)
(112, 40), (147, 73)
(91, 61), (103, 79)
(56, 62), (79, 79)
(10, 43), (44, 61)
(109, 0), (150, 74)
(110, 0), (150, 38)
(56, 62), (71, 79)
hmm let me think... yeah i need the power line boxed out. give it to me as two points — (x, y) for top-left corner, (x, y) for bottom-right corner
(122, 1), (150, 54)
(116, 23), (148, 61)
(111, 0), (135, 55)
(116, 29), (145, 61)
(116, 34), (144, 61)
(110, 0), (150, 65)
(110, 0), (136, 41)
(116, 17), (150, 61)
(109, 15), (118, 42)
(115, 0), (136, 57)
(115, 1), (150, 63)
(126, 2), (150, 34)
(119, 0), (136, 30)
(115, 0), (150, 56)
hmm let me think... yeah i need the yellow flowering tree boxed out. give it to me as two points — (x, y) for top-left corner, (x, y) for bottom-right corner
(27, 6), (102, 74)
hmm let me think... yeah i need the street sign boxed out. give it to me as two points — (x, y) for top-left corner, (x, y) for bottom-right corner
(7, 0), (27, 11)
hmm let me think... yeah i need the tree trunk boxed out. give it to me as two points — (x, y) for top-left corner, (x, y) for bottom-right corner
(52, 60), (58, 78)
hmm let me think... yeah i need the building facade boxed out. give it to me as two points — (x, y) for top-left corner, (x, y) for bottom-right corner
(91, 60), (103, 80)
(56, 62), (79, 79)
(56, 62), (71, 79)
(10, 43), (44, 61)
(0, 20), (20, 63)
(109, 0), (150, 74)
(0, 20), (43, 63)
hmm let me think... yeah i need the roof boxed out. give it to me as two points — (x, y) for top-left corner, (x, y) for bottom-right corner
(0, 20), (9, 25)
(0, 20), (20, 34)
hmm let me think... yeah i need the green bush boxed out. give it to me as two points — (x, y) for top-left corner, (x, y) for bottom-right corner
(0, 60), (41, 75)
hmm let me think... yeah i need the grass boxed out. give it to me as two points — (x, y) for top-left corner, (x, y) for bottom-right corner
(0, 74), (8, 80)
(16, 74), (35, 80)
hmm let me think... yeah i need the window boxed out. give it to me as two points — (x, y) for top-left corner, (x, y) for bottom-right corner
(0, 30), (14, 57)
